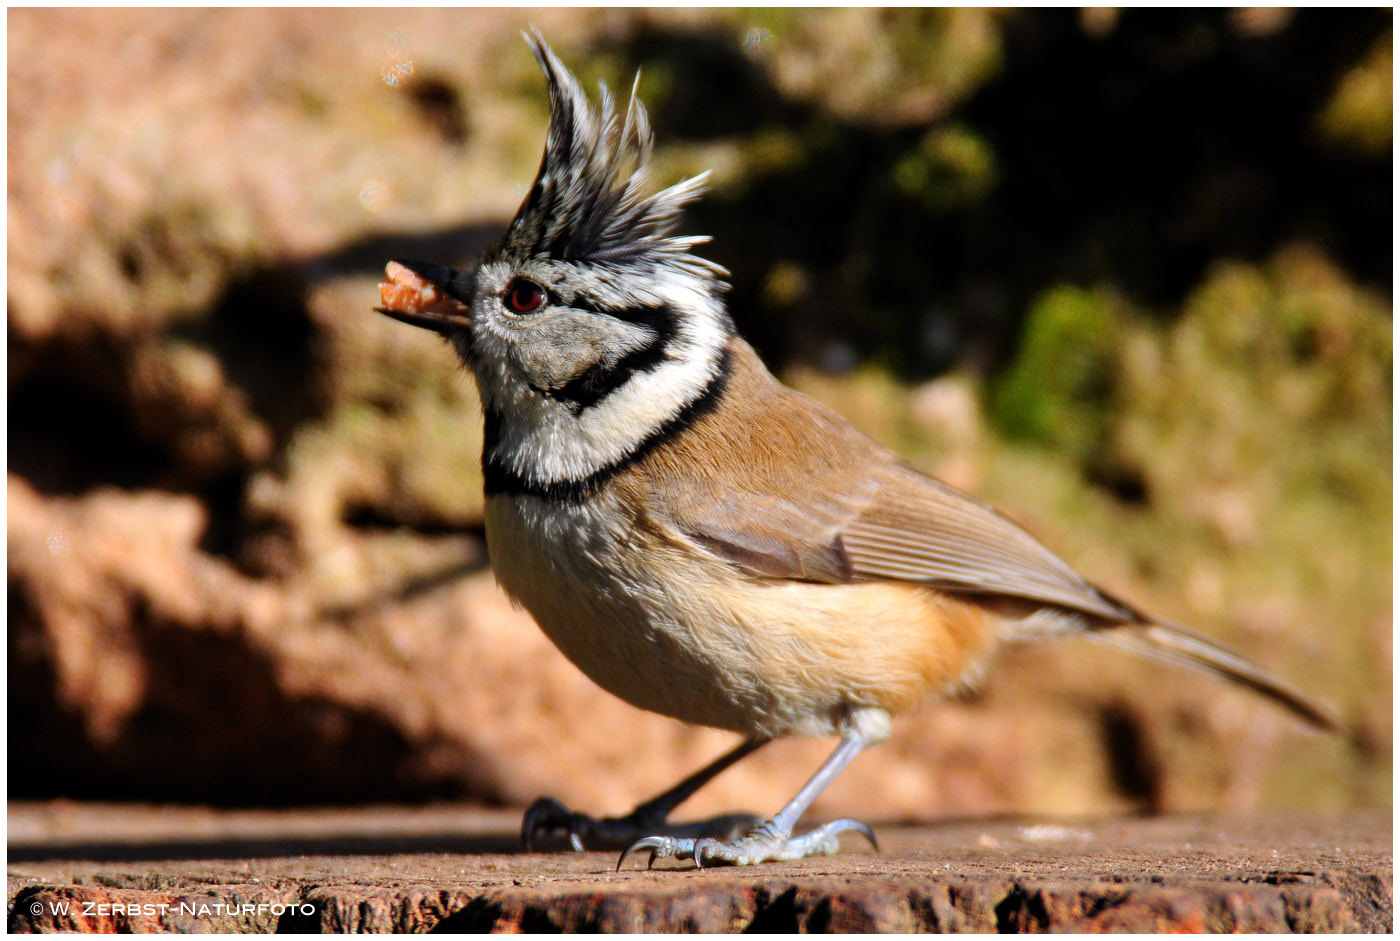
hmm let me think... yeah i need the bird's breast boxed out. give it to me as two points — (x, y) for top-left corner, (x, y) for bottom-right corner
(483, 489), (1002, 738)
(484, 489), (771, 731)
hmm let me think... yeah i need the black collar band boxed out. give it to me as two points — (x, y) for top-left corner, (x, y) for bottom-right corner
(482, 345), (733, 503)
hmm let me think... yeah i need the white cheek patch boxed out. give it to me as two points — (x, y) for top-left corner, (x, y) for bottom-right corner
(475, 281), (729, 486)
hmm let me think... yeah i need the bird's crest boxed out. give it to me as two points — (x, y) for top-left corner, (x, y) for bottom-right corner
(488, 29), (725, 284)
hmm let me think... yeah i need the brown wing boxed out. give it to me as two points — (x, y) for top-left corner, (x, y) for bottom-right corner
(838, 464), (1135, 621)
(635, 338), (1134, 622)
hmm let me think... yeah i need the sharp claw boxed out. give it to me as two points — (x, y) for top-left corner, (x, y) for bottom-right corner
(693, 837), (720, 869)
(827, 817), (879, 852)
(617, 836), (671, 872)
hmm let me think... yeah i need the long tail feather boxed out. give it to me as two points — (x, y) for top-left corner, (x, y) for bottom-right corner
(1090, 620), (1346, 734)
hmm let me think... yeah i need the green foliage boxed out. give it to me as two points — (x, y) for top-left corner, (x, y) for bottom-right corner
(1317, 31), (1392, 155)
(720, 7), (1005, 118)
(1115, 246), (1391, 517)
(892, 124), (997, 211)
(989, 285), (1123, 462)
(881, 8), (1005, 105)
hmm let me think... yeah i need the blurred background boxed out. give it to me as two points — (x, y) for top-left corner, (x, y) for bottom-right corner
(8, 8), (1391, 823)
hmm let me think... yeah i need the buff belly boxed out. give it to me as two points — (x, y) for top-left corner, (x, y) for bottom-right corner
(485, 492), (1000, 738)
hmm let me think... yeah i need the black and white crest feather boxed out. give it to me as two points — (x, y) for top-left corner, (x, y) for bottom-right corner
(463, 31), (737, 498)
(489, 29), (726, 286)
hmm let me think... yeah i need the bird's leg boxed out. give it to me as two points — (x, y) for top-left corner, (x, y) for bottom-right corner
(619, 730), (877, 869)
(522, 737), (768, 852)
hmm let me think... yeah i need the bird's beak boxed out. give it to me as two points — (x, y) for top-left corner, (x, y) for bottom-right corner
(375, 259), (473, 335)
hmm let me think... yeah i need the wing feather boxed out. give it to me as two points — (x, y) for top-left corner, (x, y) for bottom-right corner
(634, 341), (1132, 621)
(840, 466), (1133, 620)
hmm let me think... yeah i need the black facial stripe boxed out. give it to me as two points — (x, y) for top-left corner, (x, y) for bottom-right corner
(563, 294), (672, 330)
(543, 304), (678, 413)
(482, 344), (733, 502)
(560, 292), (599, 313)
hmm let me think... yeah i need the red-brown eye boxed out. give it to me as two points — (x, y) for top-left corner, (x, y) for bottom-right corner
(504, 279), (545, 314)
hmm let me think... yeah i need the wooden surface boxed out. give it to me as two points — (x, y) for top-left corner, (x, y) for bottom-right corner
(7, 803), (1391, 933)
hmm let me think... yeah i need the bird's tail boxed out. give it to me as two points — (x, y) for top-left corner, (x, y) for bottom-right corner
(1089, 619), (1346, 734)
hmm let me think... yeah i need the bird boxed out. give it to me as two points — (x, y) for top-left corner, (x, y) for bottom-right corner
(374, 30), (1342, 869)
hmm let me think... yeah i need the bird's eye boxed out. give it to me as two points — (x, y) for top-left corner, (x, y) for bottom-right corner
(503, 278), (546, 314)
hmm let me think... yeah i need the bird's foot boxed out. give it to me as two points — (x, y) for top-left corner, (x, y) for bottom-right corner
(618, 817), (877, 869)
(522, 796), (757, 852)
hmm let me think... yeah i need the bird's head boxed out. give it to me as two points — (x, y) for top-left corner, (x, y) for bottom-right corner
(378, 29), (732, 495)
